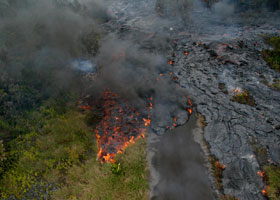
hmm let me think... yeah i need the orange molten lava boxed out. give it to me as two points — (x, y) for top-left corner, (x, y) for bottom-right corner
(262, 189), (267, 196)
(232, 88), (241, 94)
(95, 91), (152, 163)
(257, 171), (265, 178)
(79, 105), (91, 111)
(215, 161), (226, 170)
(186, 96), (193, 115)
(143, 116), (151, 127)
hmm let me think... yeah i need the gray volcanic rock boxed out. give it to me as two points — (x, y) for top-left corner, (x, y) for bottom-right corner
(170, 17), (280, 198)
(105, 0), (280, 199)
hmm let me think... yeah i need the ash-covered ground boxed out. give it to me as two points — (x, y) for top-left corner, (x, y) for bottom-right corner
(103, 0), (280, 199)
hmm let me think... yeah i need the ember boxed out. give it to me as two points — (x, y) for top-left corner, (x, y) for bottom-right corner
(173, 117), (177, 127)
(261, 188), (267, 196)
(231, 88), (242, 94)
(257, 170), (265, 178)
(169, 60), (174, 65)
(184, 51), (189, 56)
(95, 91), (152, 163)
(215, 161), (226, 170)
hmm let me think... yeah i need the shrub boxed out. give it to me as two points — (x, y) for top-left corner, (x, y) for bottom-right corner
(208, 155), (225, 191)
(0, 111), (93, 199)
(262, 36), (280, 72)
(0, 140), (6, 174)
(231, 90), (256, 107)
(111, 163), (122, 175)
(264, 165), (280, 200)
(52, 138), (149, 200)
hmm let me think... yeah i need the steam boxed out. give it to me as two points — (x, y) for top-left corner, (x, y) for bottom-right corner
(71, 59), (97, 73)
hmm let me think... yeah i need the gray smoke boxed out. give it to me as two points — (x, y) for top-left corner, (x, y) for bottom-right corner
(0, 0), (188, 129)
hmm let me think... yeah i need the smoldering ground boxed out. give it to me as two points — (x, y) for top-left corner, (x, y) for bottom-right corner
(0, 0), (189, 130)
(89, 34), (188, 131)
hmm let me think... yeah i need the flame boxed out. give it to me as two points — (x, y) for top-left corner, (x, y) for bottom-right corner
(261, 189), (267, 196)
(143, 116), (151, 127)
(184, 51), (189, 56)
(79, 105), (91, 110)
(169, 60), (173, 65)
(149, 102), (153, 110)
(186, 96), (193, 114)
(78, 100), (91, 110)
(231, 88), (241, 94)
(215, 161), (226, 170)
(257, 171), (265, 178)
(187, 96), (193, 106)
(95, 91), (151, 164)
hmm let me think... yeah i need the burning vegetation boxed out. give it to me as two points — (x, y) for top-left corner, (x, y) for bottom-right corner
(95, 91), (152, 164)
(208, 155), (226, 191)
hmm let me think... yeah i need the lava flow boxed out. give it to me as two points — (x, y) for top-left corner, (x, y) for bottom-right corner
(95, 91), (152, 164)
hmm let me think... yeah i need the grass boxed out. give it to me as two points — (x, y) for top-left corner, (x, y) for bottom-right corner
(0, 140), (6, 174)
(251, 140), (268, 167)
(262, 36), (280, 72)
(0, 111), (94, 199)
(208, 155), (225, 191)
(0, 99), (149, 200)
(266, 79), (280, 91)
(264, 165), (280, 200)
(231, 90), (256, 107)
(52, 138), (149, 200)
(270, 80), (280, 90)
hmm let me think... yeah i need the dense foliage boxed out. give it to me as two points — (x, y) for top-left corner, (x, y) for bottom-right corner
(265, 165), (280, 200)
(262, 36), (280, 72)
